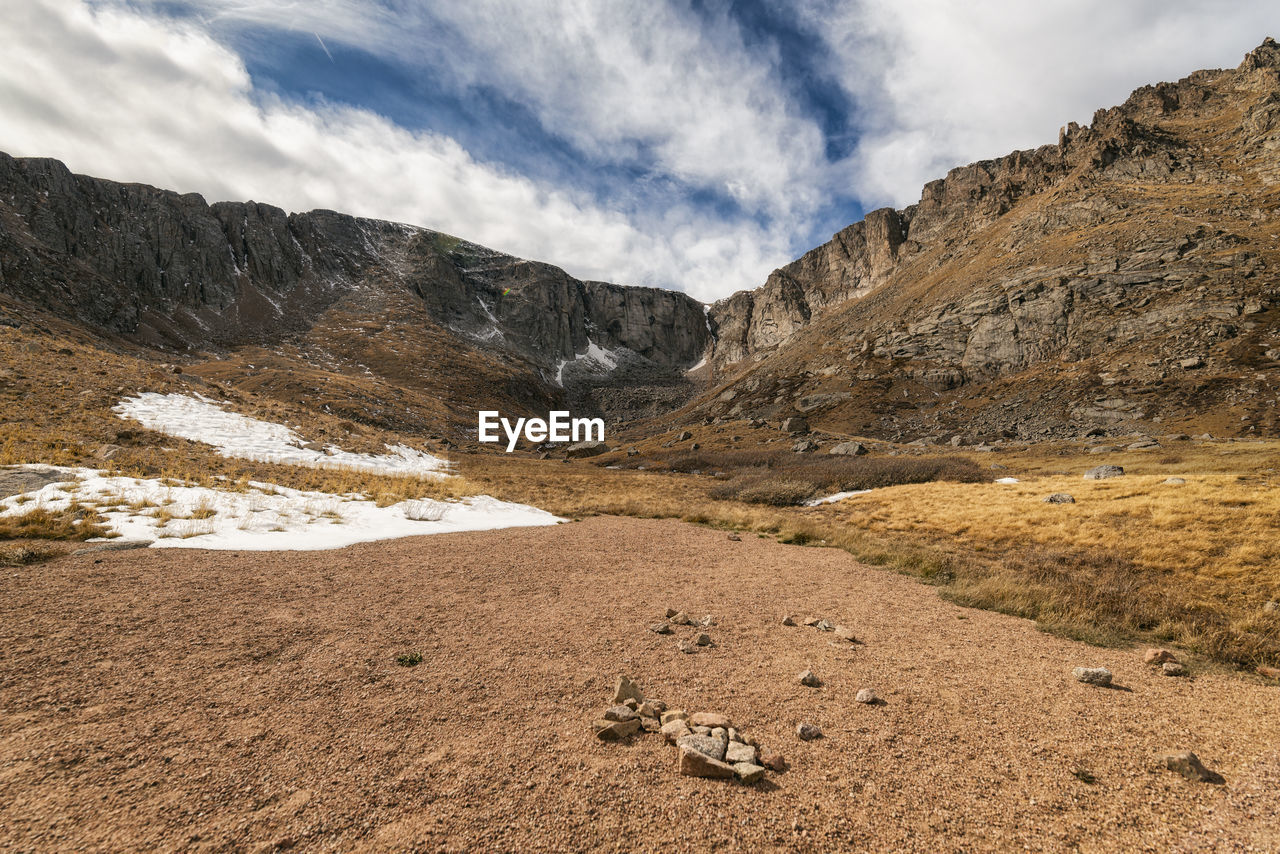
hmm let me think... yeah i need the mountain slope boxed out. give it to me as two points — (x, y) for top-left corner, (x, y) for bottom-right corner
(0, 153), (710, 429)
(699, 38), (1280, 441)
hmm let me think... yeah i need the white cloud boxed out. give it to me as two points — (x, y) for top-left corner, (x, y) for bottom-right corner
(0, 0), (792, 302)
(805, 0), (1280, 208)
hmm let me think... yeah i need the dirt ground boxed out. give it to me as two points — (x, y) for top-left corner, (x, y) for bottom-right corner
(1, 517), (1277, 853)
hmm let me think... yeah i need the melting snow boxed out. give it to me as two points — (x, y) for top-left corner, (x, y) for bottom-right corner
(554, 340), (622, 386)
(995, 477), (1020, 484)
(805, 489), (872, 506)
(115, 393), (450, 478)
(685, 356), (708, 373)
(0, 468), (561, 551)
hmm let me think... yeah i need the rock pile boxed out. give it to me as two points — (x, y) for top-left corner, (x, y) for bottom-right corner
(594, 676), (781, 784)
(657, 608), (715, 653)
(786, 615), (858, 644)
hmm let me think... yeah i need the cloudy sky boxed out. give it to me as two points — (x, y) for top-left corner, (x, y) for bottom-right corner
(1, 1), (1275, 301)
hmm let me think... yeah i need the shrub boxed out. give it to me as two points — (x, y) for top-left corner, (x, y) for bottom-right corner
(395, 652), (423, 667)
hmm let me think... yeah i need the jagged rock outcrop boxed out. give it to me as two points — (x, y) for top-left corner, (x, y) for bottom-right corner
(697, 38), (1280, 440)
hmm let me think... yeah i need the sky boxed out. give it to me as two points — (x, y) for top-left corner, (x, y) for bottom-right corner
(1, 1), (1276, 302)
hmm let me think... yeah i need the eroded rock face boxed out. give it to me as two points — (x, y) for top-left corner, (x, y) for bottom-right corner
(700, 40), (1280, 440)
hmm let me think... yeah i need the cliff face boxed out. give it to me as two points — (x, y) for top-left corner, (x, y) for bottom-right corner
(697, 39), (1280, 440)
(0, 152), (710, 420)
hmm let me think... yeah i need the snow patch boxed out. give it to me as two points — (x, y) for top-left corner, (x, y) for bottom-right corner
(685, 356), (707, 373)
(805, 489), (872, 506)
(114, 393), (450, 478)
(0, 468), (561, 551)
(995, 477), (1020, 484)
(553, 340), (622, 386)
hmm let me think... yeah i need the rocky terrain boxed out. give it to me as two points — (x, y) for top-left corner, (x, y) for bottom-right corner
(697, 39), (1280, 442)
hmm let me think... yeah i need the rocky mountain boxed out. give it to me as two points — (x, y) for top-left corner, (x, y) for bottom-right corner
(0, 152), (710, 427)
(699, 37), (1280, 441)
(4, 40), (1280, 443)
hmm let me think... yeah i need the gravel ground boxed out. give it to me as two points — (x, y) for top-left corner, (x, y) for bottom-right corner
(1, 517), (1277, 852)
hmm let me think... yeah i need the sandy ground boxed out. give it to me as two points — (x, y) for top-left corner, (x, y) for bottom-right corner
(1, 517), (1278, 853)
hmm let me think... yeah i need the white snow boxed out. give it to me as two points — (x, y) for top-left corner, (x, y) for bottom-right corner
(995, 477), (1020, 484)
(0, 468), (561, 551)
(115, 393), (450, 478)
(805, 489), (872, 506)
(685, 356), (707, 373)
(553, 340), (622, 386)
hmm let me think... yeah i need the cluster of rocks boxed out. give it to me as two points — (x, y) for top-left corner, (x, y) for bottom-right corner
(650, 608), (715, 653)
(594, 676), (784, 783)
(1144, 647), (1186, 677)
(782, 614), (858, 645)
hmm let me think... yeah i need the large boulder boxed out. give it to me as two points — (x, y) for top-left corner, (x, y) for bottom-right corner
(828, 441), (867, 456)
(1083, 465), (1124, 480)
(781, 417), (809, 433)
(566, 441), (609, 458)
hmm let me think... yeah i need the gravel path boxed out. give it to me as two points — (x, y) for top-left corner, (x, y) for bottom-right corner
(2, 517), (1277, 852)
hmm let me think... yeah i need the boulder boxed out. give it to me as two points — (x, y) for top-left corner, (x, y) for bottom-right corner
(792, 439), (818, 453)
(1179, 356), (1205, 369)
(1163, 751), (1224, 784)
(1162, 477), (1186, 485)
(1083, 465), (1124, 480)
(828, 441), (868, 456)
(566, 441), (609, 458)
(1042, 493), (1076, 504)
(677, 430), (693, 441)
(781, 417), (809, 433)
(1073, 666), (1113, 687)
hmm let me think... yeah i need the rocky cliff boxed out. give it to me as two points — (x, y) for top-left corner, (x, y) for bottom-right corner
(698, 38), (1280, 440)
(0, 152), (710, 423)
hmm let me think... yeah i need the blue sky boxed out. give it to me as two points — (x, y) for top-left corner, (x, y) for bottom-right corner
(2, 1), (1277, 301)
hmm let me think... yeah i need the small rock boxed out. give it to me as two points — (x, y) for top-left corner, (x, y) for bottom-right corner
(1162, 662), (1187, 677)
(833, 625), (857, 642)
(689, 712), (731, 729)
(726, 742), (758, 764)
(1083, 465), (1125, 480)
(1163, 751), (1224, 784)
(660, 710), (688, 725)
(1088, 445), (1117, 454)
(759, 750), (788, 772)
(1073, 666), (1113, 687)
(828, 441), (868, 456)
(664, 607), (678, 618)
(649, 622), (673, 635)
(677, 733), (727, 762)
(727, 728), (742, 743)
(798, 669), (821, 688)
(727, 532), (741, 541)
(640, 717), (662, 733)
(802, 617), (821, 627)
(699, 614), (715, 627)
(692, 725), (711, 735)
(1179, 356), (1205, 370)
(1042, 493), (1075, 504)
(622, 698), (639, 710)
(734, 762), (767, 783)
(710, 727), (726, 741)
(855, 688), (880, 704)
(612, 675), (645, 704)
(694, 632), (712, 646)
(1261, 601), (1278, 614)
(677, 430), (693, 441)
(1144, 648), (1178, 665)
(782, 615), (797, 626)
(593, 718), (642, 741)
(1257, 665), (1280, 679)
(796, 723), (823, 741)
(678, 746), (736, 779)
(603, 705), (638, 722)
(637, 700), (665, 718)
(814, 619), (834, 632)
(670, 611), (695, 626)
(677, 640), (697, 654)
(660, 719), (692, 744)
(1162, 477), (1186, 485)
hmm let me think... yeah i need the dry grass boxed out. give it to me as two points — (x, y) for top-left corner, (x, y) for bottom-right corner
(0, 504), (111, 541)
(0, 543), (61, 566)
